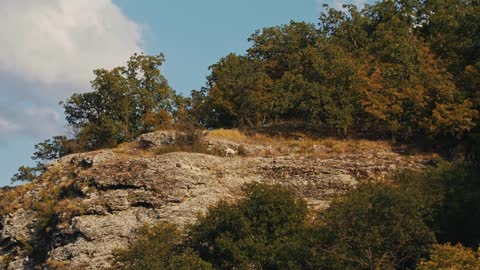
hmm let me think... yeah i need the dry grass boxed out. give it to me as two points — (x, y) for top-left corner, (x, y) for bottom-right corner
(45, 260), (71, 270)
(112, 141), (156, 159)
(154, 126), (226, 156)
(0, 184), (35, 215)
(0, 166), (80, 217)
(113, 128), (392, 158)
(54, 198), (86, 223)
(207, 128), (249, 142)
(0, 175), (84, 232)
(316, 138), (391, 153)
(206, 128), (391, 155)
(207, 128), (279, 145)
(285, 137), (390, 153)
(0, 254), (14, 270)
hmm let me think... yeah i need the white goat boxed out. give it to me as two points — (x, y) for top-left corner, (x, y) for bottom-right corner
(225, 147), (237, 157)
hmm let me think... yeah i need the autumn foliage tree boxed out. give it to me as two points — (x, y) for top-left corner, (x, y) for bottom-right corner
(417, 244), (480, 270)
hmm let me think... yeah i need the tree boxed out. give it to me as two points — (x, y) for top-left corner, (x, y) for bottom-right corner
(11, 165), (43, 183)
(417, 243), (480, 270)
(32, 136), (79, 162)
(297, 43), (364, 136)
(61, 53), (174, 150)
(188, 183), (308, 269)
(335, 0), (478, 140)
(207, 54), (273, 127)
(205, 21), (365, 135)
(420, 0), (480, 78)
(188, 87), (216, 127)
(115, 223), (211, 270)
(248, 22), (320, 80)
(11, 136), (79, 183)
(319, 183), (435, 269)
(428, 100), (478, 139)
(405, 163), (480, 248)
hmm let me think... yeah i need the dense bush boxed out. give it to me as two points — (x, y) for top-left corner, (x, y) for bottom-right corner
(11, 136), (78, 183)
(317, 184), (435, 269)
(399, 162), (480, 248)
(115, 223), (212, 270)
(187, 183), (308, 269)
(10, 165), (43, 183)
(417, 244), (480, 270)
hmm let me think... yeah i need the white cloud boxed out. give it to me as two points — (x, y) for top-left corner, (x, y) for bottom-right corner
(0, 0), (144, 140)
(0, 0), (142, 89)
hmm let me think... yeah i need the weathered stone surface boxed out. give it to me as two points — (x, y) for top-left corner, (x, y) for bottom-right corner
(0, 131), (431, 269)
(0, 209), (35, 269)
(58, 150), (117, 169)
(136, 130), (177, 148)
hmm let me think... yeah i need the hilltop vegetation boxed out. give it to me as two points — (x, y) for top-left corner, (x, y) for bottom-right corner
(12, 0), (480, 180)
(4, 0), (480, 269)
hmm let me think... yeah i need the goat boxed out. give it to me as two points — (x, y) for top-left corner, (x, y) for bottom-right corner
(225, 147), (237, 157)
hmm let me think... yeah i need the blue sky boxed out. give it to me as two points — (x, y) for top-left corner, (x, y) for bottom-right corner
(0, 0), (358, 186)
(114, 0), (320, 94)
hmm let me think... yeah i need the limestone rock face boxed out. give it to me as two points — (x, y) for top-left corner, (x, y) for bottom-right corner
(0, 131), (430, 269)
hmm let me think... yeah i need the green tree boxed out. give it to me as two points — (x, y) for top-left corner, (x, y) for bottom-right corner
(297, 42), (364, 136)
(400, 163), (480, 248)
(115, 223), (211, 270)
(188, 87), (216, 127)
(11, 136), (79, 183)
(248, 22), (320, 79)
(32, 136), (79, 162)
(188, 183), (308, 269)
(62, 53), (174, 150)
(246, 22), (323, 123)
(207, 54), (273, 127)
(209, 21), (366, 135)
(420, 0), (480, 81)
(11, 165), (43, 183)
(319, 183), (435, 269)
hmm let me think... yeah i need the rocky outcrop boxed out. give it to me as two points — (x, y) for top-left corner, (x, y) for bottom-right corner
(136, 130), (177, 148)
(0, 131), (431, 269)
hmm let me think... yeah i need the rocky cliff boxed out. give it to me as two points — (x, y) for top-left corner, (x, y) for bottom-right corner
(0, 130), (431, 269)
